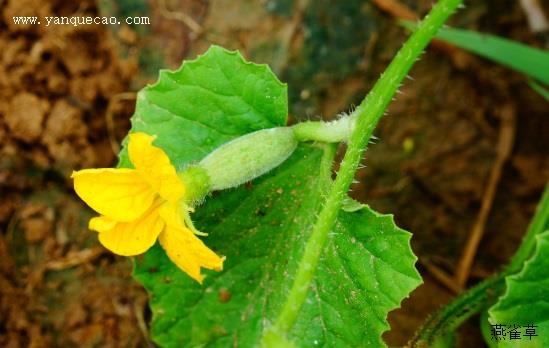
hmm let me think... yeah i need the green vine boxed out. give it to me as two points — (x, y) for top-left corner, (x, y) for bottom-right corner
(264, 0), (464, 342)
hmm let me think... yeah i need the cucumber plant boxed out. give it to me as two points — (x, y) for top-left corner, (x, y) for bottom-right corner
(72, 0), (549, 346)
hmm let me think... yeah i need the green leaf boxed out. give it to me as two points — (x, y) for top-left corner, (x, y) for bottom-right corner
(435, 27), (549, 85)
(124, 46), (421, 347)
(402, 22), (549, 85)
(119, 45), (288, 167)
(435, 26), (549, 84)
(489, 230), (549, 348)
(134, 144), (420, 347)
(508, 183), (549, 273)
(341, 195), (364, 212)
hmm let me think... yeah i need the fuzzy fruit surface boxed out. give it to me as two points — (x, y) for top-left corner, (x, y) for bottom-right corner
(199, 127), (298, 191)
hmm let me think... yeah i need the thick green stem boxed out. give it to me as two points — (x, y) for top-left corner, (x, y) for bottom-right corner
(265, 0), (463, 342)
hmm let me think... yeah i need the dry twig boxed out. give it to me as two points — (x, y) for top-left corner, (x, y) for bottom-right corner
(419, 258), (461, 294)
(134, 296), (155, 348)
(520, 0), (549, 34)
(271, 0), (311, 74)
(455, 104), (516, 288)
(158, 0), (203, 34)
(45, 246), (105, 271)
(372, 0), (417, 20)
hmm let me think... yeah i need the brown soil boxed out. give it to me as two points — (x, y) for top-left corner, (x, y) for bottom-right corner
(1, 0), (548, 347)
(0, 0), (144, 347)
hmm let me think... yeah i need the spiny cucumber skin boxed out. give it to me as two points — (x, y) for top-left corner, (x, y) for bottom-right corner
(199, 127), (298, 191)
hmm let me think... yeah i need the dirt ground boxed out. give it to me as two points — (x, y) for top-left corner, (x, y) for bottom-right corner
(1, 0), (548, 347)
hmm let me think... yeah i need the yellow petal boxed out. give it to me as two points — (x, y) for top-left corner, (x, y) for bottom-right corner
(128, 132), (185, 202)
(97, 203), (164, 256)
(89, 216), (116, 232)
(159, 225), (224, 283)
(158, 201), (185, 229)
(72, 168), (155, 222)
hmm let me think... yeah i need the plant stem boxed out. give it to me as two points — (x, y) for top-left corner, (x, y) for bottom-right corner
(267, 0), (463, 340)
(407, 273), (507, 347)
(291, 114), (356, 143)
(408, 182), (549, 346)
(262, 143), (336, 347)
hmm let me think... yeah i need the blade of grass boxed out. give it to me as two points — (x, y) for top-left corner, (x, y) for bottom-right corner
(402, 21), (549, 84)
(528, 79), (549, 102)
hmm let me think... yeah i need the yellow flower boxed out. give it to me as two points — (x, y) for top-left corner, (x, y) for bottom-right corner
(72, 132), (223, 283)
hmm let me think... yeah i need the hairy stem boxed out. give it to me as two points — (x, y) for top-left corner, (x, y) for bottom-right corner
(407, 273), (507, 347)
(266, 0), (463, 341)
(291, 114), (356, 143)
(262, 143), (337, 347)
